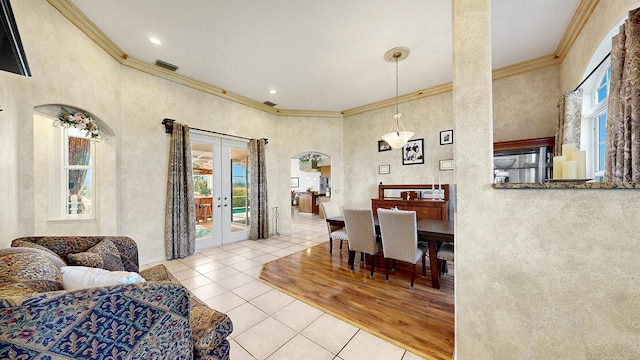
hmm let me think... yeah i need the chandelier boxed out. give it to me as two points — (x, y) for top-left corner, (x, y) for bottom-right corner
(380, 46), (414, 149)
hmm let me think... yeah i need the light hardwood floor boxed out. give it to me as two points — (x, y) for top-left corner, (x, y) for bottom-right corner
(260, 212), (455, 360)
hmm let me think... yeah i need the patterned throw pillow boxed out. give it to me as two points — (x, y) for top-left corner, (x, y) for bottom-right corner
(11, 240), (67, 268)
(67, 239), (125, 271)
(0, 249), (64, 295)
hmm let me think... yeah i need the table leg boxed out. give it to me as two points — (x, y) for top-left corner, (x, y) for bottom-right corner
(428, 240), (440, 289)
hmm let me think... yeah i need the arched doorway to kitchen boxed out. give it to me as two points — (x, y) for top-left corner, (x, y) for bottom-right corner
(290, 152), (331, 218)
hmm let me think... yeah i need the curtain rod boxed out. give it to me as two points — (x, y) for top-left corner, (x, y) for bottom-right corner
(162, 118), (268, 144)
(574, 52), (611, 92)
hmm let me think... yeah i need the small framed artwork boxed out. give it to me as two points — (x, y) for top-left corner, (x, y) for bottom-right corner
(440, 129), (453, 145)
(290, 177), (299, 188)
(379, 164), (390, 174)
(402, 138), (424, 165)
(439, 159), (454, 171)
(378, 140), (392, 152)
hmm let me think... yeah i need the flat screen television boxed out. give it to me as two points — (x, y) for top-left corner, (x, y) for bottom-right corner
(0, 0), (30, 76)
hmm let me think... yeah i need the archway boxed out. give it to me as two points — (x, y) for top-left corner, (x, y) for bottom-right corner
(290, 151), (331, 218)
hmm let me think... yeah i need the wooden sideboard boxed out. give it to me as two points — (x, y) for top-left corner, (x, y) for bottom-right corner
(371, 184), (449, 221)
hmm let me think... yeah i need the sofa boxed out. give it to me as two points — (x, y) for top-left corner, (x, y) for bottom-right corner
(0, 236), (233, 359)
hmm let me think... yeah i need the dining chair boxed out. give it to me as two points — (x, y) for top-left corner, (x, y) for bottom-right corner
(437, 243), (454, 275)
(377, 208), (427, 290)
(342, 208), (382, 278)
(321, 202), (349, 254)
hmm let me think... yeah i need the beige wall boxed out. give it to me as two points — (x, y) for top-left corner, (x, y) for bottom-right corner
(2, 1), (640, 357)
(343, 92), (455, 208)
(455, 1), (640, 359)
(1, 0), (346, 263)
(342, 64), (561, 209)
(493, 65), (560, 142)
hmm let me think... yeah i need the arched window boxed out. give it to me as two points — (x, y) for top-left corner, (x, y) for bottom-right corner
(33, 106), (98, 220)
(582, 62), (610, 181)
(579, 17), (625, 182)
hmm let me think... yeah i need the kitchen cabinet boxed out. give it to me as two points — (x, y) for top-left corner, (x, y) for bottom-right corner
(493, 137), (555, 183)
(320, 165), (331, 178)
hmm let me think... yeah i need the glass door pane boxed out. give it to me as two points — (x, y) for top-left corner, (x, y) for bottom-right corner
(223, 141), (250, 242)
(191, 134), (249, 248)
(191, 138), (220, 248)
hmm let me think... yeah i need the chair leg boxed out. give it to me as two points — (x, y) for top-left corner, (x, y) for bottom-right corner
(422, 253), (427, 279)
(410, 263), (416, 290)
(360, 253), (364, 264)
(329, 237), (333, 254)
(348, 250), (355, 272)
(392, 259), (396, 272)
(369, 254), (375, 279)
(385, 258), (390, 283)
(340, 240), (343, 250)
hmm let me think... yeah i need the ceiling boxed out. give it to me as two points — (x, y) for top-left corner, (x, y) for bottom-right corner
(68, 0), (583, 113)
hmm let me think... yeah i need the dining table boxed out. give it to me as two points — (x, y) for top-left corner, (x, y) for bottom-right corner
(325, 216), (454, 289)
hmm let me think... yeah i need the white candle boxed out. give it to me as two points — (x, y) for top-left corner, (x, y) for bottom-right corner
(562, 144), (578, 161)
(438, 177), (441, 190)
(574, 150), (586, 179)
(432, 176), (435, 191)
(553, 156), (566, 179)
(562, 160), (577, 179)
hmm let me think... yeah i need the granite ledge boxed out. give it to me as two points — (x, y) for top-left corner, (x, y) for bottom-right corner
(493, 182), (640, 189)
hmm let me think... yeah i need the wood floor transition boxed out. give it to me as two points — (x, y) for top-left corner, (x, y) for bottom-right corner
(260, 241), (454, 360)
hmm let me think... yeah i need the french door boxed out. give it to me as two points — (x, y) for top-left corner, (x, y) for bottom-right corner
(191, 133), (250, 249)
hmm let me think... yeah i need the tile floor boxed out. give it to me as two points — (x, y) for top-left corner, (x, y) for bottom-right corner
(144, 211), (426, 360)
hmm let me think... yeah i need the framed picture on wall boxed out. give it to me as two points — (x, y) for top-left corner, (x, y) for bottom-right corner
(290, 177), (299, 188)
(402, 139), (424, 165)
(440, 129), (453, 145)
(378, 140), (392, 152)
(439, 159), (454, 171)
(379, 164), (390, 174)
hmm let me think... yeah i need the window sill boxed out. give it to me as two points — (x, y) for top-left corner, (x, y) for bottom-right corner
(493, 182), (640, 189)
(47, 217), (97, 223)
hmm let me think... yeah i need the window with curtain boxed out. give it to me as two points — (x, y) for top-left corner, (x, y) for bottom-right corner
(582, 61), (610, 182)
(57, 126), (95, 218)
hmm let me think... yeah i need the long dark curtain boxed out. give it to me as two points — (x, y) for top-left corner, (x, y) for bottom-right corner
(68, 137), (91, 213)
(249, 139), (269, 240)
(165, 123), (196, 259)
(555, 89), (583, 156)
(605, 7), (640, 181)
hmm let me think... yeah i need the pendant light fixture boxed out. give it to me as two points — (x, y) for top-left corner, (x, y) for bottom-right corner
(381, 46), (414, 149)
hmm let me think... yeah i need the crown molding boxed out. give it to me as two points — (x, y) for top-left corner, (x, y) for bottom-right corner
(123, 57), (281, 114)
(343, 53), (563, 117)
(271, 109), (344, 118)
(342, 82), (453, 117)
(48, 0), (593, 119)
(492, 54), (561, 81)
(47, 0), (124, 60)
(554, 0), (600, 62)
(46, 0), (286, 116)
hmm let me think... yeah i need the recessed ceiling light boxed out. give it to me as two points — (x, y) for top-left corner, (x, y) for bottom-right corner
(149, 37), (162, 45)
(269, 89), (276, 94)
